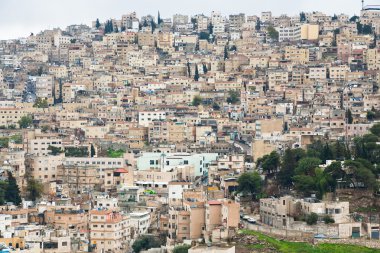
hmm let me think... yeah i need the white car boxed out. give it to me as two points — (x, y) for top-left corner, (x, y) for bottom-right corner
(243, 215), (250, 220)
(247, 218), (257, 224)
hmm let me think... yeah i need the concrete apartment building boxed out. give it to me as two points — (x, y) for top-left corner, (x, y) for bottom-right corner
(229, 14), (245, 31)
(260, 196), (350, 228)
(129, 211), (150, 236)
(136, 152), (218, 177)
(276, 25), (301, 42)
(138, 111), (167, 127)
(26, 130), (63, 156)
(90, 210), (130, 253)
(0, 108), (27, 128)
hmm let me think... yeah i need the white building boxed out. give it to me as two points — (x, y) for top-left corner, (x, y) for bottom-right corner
(276, 26), (301, 42)
(129, 211), (151, 236)
(138, 111), (167, 127)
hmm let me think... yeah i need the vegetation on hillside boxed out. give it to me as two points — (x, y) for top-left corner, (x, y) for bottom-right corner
(240, 230), (380, 253)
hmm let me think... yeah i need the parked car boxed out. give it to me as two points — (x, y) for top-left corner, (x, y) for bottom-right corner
(247, 218), (256, 224)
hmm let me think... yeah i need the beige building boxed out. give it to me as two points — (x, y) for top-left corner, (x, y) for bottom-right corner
(268, 69), (288, 91)
(301, 24), (319, 40)
(260, 196), (350, 229)
(90, 209), (130, 253)
(284, 46), (309, 64)
(0, 108), (27, 128)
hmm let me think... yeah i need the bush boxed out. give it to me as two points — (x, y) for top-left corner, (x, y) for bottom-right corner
(65, 147), (89, 157)
(323, 215), (335, 224)
(192, 95), (202, 106)
(18, 115), (33, 129)
(132, 235), (161, 253)
(173, 245), (191, 253)
(306, 212), (318, 225)
(107, 148), (125, 158)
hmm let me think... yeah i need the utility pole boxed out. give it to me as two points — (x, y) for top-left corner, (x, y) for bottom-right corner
(362, 0), (365, 10)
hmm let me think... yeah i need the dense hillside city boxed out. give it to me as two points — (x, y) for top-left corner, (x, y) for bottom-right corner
(0, 3), (380, 253)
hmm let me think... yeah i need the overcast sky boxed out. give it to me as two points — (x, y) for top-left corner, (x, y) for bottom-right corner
(0, 0), (364, 40)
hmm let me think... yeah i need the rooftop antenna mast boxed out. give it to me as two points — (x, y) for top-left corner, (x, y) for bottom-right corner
(362, 0), (365, 10)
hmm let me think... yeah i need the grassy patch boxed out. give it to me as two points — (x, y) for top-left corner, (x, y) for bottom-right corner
(107, 148), (125, 158)
(240, 230), (380, 253)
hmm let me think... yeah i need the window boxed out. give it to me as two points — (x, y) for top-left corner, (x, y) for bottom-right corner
(150, 160), (154, 165)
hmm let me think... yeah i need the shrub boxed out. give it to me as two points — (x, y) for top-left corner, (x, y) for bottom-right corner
(306, 212), (318, 225)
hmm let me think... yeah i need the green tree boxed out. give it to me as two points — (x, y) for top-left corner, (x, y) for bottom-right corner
(0, 181), (7, 205)
(0, 138), (9, 148)
(96, 18), (101, 29)
(226, 90), (240, 104)
(187, 62), (191, 77)
(344, 160), (377, 189)
(300, 12), (306, 22)
(192, 96), (202, 106)
(293, 175), (316, 197)
(90, 144), (96, 157)
(237, 172), (263, 200)
(367, 110), (376, 121)
(5, 172), (21, 205)
(306, 213), (318, 225)
(157, 11), (162, 25)
(362, 24), (373, 35)
(230, 45), (237, 51)
(277, 148), (306, 187)
(332, 14), (338, 20)
(315, 168), (330, 199)
(324, 161), (345, 192)
(33, 97), (48, 108)
(48, 145), (63, 156)
(199, 32), (210, 40)
(224, 45), (229, 60)
(18, 115), (33, 129)
(255, 18), (261, 31)
(346, 108), (353, 124)
(349, 15), (359, 22)
(104, 20), (114, 34)
(202, 63), (208, 74)
(65, 147), (89, 157)
(212, 102), (220, 110)
(207, 22), (213, 34)
(26, 179), (44, 201)
(370, 123), (380, 137)
(132, 235), (161, 253)
(321, 143), (334, 163)
(333, 140), (345, 160)
(257, 151), (280, 177)
(323, 215), (335, 224)
(173, 245), (191, 253)
(353, 134), (380, 164)
(267, 26), (279, 41)
(194, 64), (199, 81)
(37, 66), (43, 76)
(294, 157), (321, 176)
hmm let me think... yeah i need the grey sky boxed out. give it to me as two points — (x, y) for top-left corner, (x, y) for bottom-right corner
(0, 0), (364, 40)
